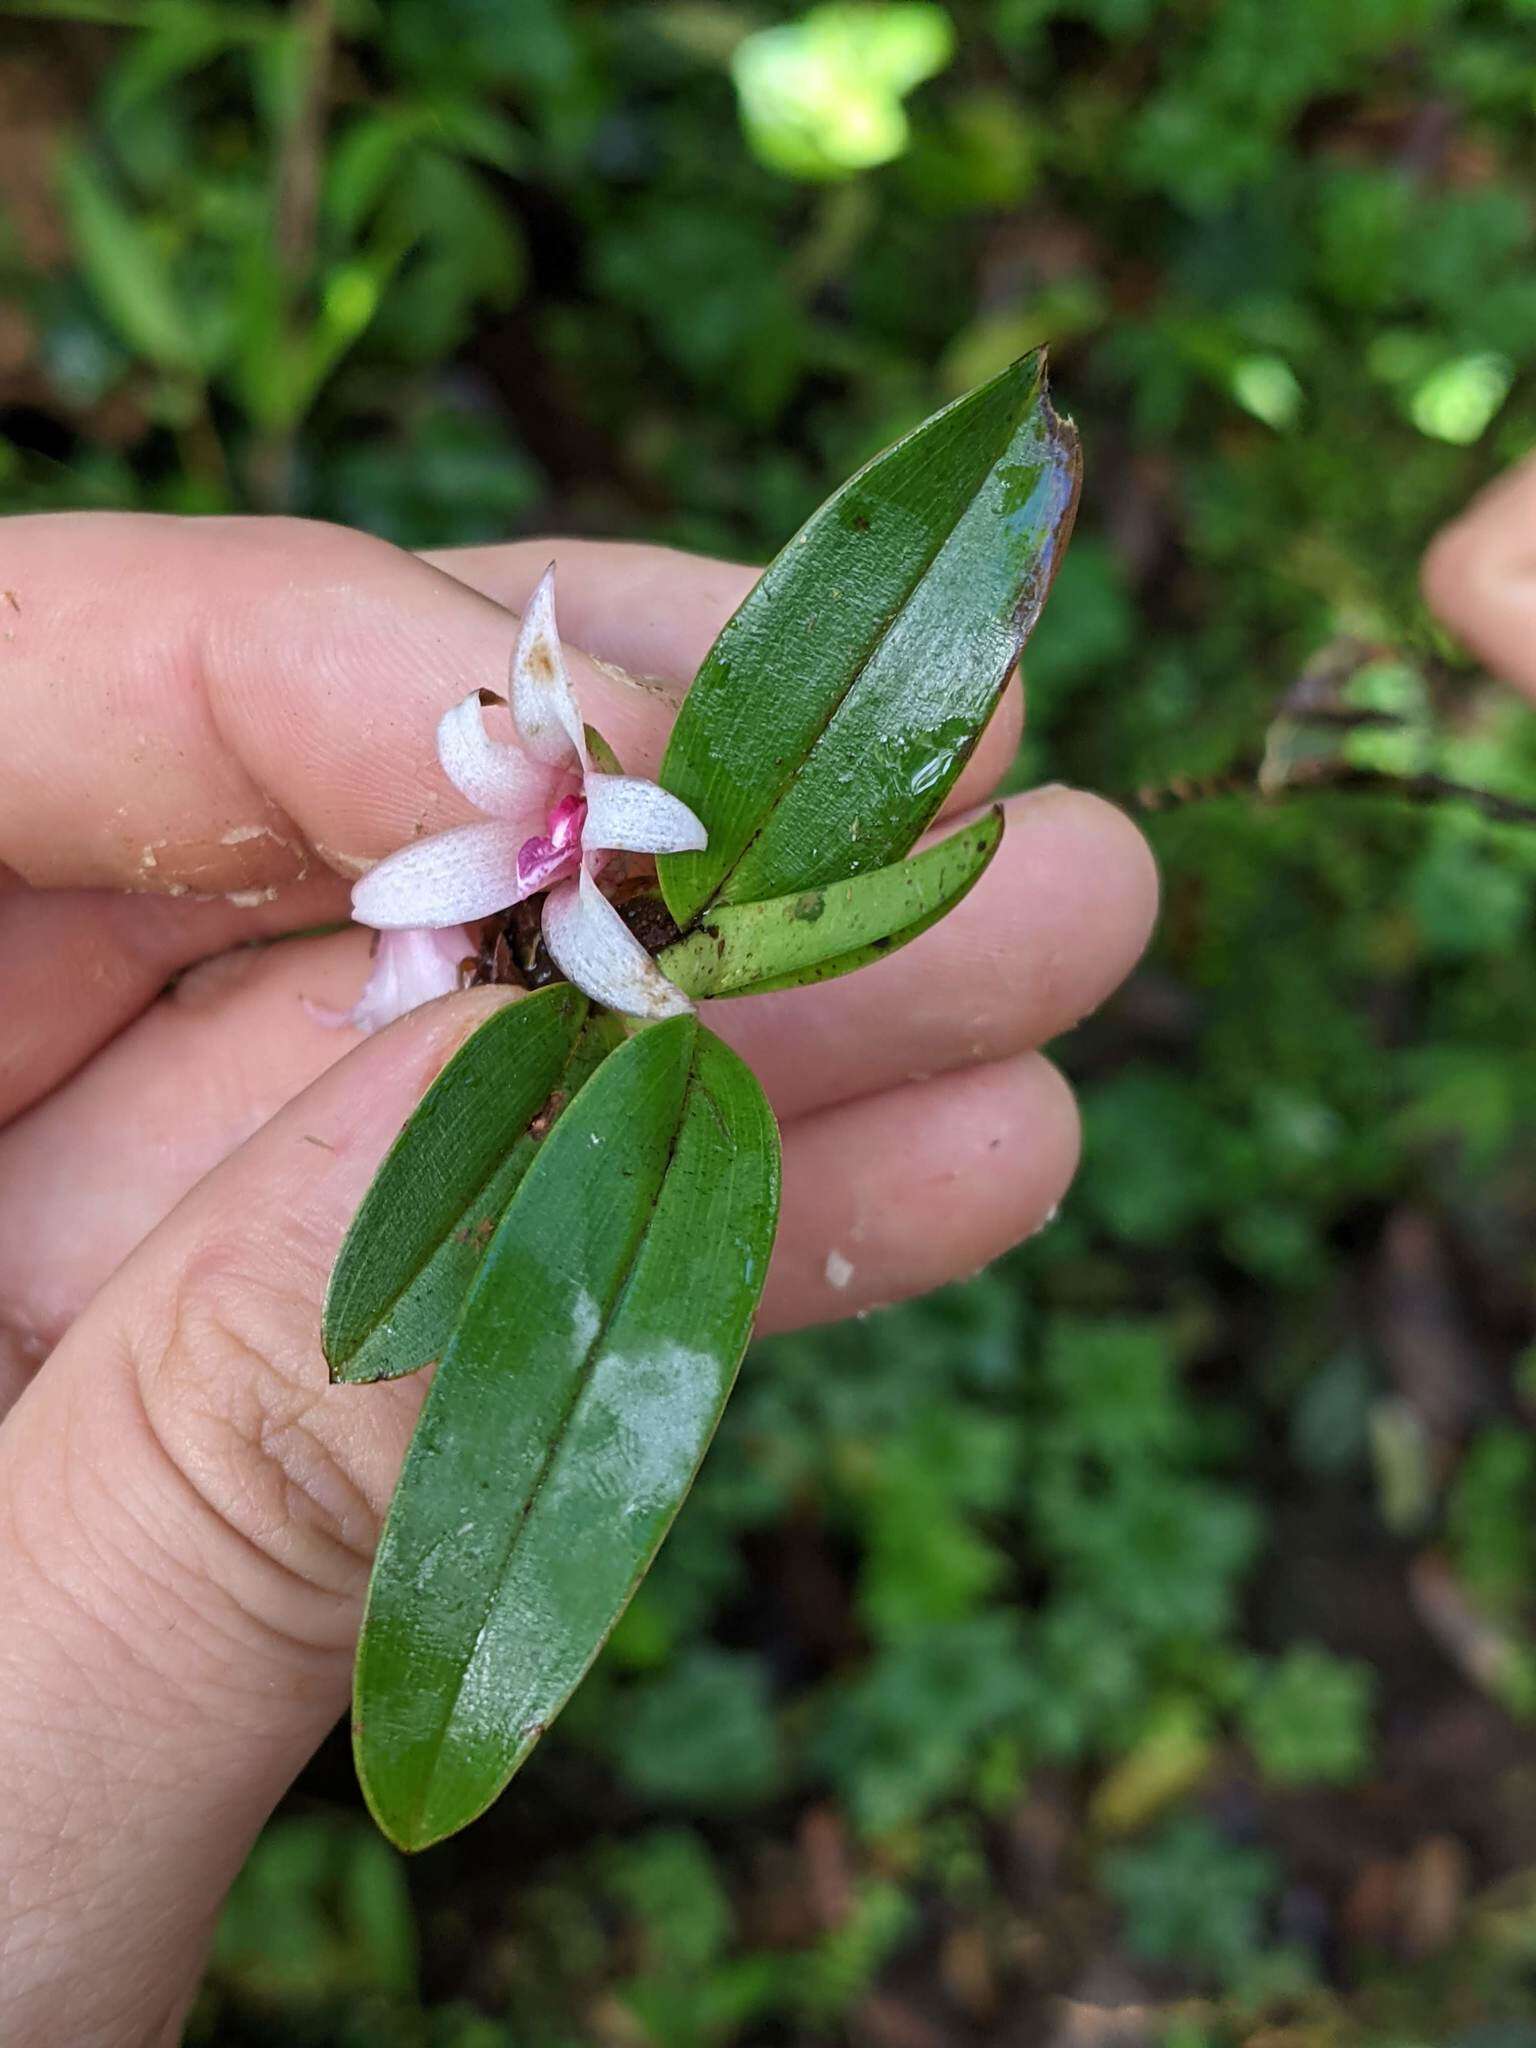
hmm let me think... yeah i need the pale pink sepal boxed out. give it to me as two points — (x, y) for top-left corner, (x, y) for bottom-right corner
(310, 925), (473, 1035)
(352, 819), (526, 928)
(541, 867), (694, 1021)
(437, 691), (551, 819)
(510, 564), (587, 771)
(583, 774), (707, 857)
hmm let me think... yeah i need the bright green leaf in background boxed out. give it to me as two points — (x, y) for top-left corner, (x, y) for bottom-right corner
(1230, 353), (1303, 431)
(731, 4), (956, 181)
(1410, 352), (1514, 446)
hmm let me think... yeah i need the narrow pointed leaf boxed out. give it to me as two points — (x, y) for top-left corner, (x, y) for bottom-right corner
(354, 1018), (781, 1850)
(324, 986), (623, 1384)
(657, 350), (1079, 924)
(60, 150), (202, 375)
(659, 806), (1003, 1000)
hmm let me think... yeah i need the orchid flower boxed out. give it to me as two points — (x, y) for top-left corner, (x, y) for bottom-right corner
(320, 925), (475, 1035)
(348, 565), (707, 1025)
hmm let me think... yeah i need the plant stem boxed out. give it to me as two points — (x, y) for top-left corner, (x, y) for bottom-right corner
(248, 0), (334, 511)
(1131, 760), (1536, 832)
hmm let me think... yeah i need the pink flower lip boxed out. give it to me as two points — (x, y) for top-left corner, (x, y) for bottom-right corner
(548, 792), (586, 851)
(516, 793), (587, 893)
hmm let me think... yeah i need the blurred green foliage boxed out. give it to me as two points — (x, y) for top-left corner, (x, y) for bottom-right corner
(6, 0), (1536, 2039)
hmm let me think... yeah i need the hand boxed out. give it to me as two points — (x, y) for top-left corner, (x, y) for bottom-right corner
(0, 514), (1157, 2044)
(1422, 451), (1536, 700)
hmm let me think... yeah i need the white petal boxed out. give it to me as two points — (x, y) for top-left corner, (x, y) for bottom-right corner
(510, 564), (586, 772)
(541, 868), (694, 1021)
(352, 820), (524, 928)
(437, 692), (552, 819)
(583, 774), (708, 857)
(342, 926), (474, 1034)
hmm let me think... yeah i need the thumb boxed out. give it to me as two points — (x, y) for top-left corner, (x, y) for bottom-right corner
(1421, 452), (1536, 702)
(0, 984), (515, 2048)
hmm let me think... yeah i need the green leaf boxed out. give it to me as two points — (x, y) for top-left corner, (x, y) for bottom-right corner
(324, 986), (620, 1384)
(354, 1018), (780, 1849)
(657, 350), (1077, 925)
(58, 149), (199, 375)
(326, 110), (423, 237)
(732, 2), (956, 182)
(659, 806), (1003, 1000)
(585, 722), (625, 774)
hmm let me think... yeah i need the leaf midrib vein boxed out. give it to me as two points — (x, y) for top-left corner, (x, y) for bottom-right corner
(408, 1039), (701, 1825)
(694, 399), (1028, 921)
(340, 1003), (593, 1366)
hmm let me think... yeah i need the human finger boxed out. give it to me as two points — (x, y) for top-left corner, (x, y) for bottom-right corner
(0, 786), (1153, 1378)
(1421, 455), (1536, 700)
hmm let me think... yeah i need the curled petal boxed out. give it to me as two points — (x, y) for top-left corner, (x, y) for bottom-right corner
(541, 868), (694, 1021)
(352, 820), (525, 929)
(511, 564), (587, 772)
(314, 925), (473, 1035)
(437, 691), (552, 819)
(583, 774), (708, 858)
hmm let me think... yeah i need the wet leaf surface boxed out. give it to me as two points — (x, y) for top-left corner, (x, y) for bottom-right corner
(657, 349), (1078, 925)
(324, 988), (622, 1384)
(659, 807), (1003, 999)
(353, 1017), (780, 1849)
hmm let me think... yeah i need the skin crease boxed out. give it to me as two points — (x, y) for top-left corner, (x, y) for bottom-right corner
(0, 513), (1159, 2047)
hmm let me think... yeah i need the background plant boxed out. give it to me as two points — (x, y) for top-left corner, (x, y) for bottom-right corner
(3, 0), (1536, 2039)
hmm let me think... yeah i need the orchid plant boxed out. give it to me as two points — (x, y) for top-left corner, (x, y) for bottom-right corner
(326, 353), (1080, 1849)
